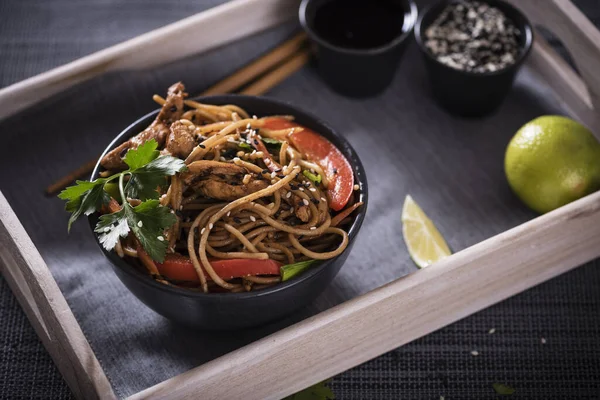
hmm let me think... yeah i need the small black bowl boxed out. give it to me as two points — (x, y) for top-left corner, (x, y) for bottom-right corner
(300, 0), (418, 97)
(89, 95), (368, 330)
(414, 0), (534, 117)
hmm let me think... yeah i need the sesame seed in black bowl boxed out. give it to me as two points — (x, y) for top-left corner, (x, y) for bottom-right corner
(414, 0), (534, 117)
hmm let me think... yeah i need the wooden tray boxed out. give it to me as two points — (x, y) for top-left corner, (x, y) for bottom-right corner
(1, 0), (600, 399)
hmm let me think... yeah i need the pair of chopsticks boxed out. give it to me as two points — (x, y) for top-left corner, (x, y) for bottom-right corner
(46, 32), (310, 195)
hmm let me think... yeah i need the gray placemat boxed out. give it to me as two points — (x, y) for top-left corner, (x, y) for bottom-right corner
(1, 0), (599, 399)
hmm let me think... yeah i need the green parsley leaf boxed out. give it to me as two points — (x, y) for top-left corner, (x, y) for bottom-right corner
(95, 209), (130, 251)
(280, 260), (318, 281)
(124, 139), (160, 170)
(60, 141), (182, 260)
(59, 179), (104, 201)
(302, 170), (322, 185)
(126, 155), (186, 200)
(94, 200), (176, 262)
(492, 383), (515, 395)
(127, 200), (176, 262)
(285, 380), (335, 400)
(238, 142), (252, 151)
(262, 137), (282, 150)
(62, 181), (110, 232)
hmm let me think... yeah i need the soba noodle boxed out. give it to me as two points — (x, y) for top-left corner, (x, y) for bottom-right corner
(110, 87), (362, 293)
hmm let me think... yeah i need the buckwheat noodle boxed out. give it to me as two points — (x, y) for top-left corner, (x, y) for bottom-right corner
(112, 87), (362, 293)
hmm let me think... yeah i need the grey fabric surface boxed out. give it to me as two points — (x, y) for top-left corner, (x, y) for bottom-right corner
(0, 0), (599, 399)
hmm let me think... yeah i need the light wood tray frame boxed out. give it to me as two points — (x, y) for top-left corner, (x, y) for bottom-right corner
(1, 0), (599, 399)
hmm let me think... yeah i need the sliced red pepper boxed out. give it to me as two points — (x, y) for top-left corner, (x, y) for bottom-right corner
(153, 253), (282, 283)
(263, 117), (354, 211)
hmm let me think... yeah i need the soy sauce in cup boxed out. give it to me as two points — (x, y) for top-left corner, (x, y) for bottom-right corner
(300, 0), (417, 97)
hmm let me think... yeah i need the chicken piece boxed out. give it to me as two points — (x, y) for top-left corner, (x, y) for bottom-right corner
(291, 195), (310, 222)
(165, 121), (196, 158)
(192, 179), (269, 202)
(101, 82), (187, 170)
(182, 160), (268, 201)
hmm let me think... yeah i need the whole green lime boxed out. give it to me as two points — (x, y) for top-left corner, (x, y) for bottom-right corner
(505, 116), (600, 214)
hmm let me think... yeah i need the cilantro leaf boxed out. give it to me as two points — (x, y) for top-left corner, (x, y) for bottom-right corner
(262, 137), (282, 150)
(492, 383), (515, 395)
(126, 155), (187, 200)
(94, 200), (176, 262)
(302, 170), (322, 185)
(62, 181), (110, 231)
(59, 179), (104, 201)
(127, 200), (176, 262)
(124, 139), (160, 170)
(95, 209), (130, 251)
(61, 140), (181, 260)
(285, 380), (335, 400)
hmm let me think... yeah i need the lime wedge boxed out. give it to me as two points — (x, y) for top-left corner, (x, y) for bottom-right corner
(402, 195), (451, 268)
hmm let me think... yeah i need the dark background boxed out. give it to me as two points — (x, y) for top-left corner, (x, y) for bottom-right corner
(1, 1), (599, 399)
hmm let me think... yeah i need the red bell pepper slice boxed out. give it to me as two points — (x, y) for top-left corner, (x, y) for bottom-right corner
(153, 253), (282, 282)
(262, 117), (354, 211)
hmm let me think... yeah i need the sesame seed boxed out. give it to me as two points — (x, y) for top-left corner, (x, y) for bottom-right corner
(227, 137), (236, 143)
(309, 188), (316, 192)
(268, 203), (275, 208)
(290, 207), (294, 213)
(310, 227), (316, 230)
(541, 338), (547, 344)
(201, 228), (206, 234)
(299, 187), (304, 191)
(271, 171), (277, 178)
(209, 223), (214, 229)
(246, 123), (251, 129)
(252, 115), (258, 119)
(251, 150), (256, 155)
(233, 157), (240, 162)
(137, 221), (143, 228)
(250, 216), (256, 222)
(286, 192), (292, 199)
(353, 184), (360, 191)
(488, 328), (496, 334)
(302, 199), (309, 206)
(227, 211), (231, 217)
(220, 156), (226, 162)
(321, 197), (327, 202)
(471, 350), (479, 356)
(271, 179), (277, 184)
(157, 236), (164, 241)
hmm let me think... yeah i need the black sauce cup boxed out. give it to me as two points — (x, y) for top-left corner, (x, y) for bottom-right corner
(300, 0), (418, 97)
(414, 0), (534, 117)
(89, 95), (368, 330)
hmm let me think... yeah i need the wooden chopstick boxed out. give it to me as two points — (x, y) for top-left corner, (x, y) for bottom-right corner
(45, 33), (310, 195)
(202, 32), (307, 95)
(240, 49), (310, 95)
(46, 159), (100, 195)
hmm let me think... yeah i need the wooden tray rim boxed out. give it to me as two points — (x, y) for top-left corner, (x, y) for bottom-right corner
(1, 1), (600, 399)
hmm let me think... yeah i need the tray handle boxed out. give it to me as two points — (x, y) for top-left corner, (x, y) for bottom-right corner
(507, 0), (600, 135)
(0, 192), (115, 400)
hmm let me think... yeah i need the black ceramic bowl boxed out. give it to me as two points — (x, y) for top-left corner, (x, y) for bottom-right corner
(89, 95), (368, 330)
(414, 0), (534, 117)
(300, 0), (418, 97)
